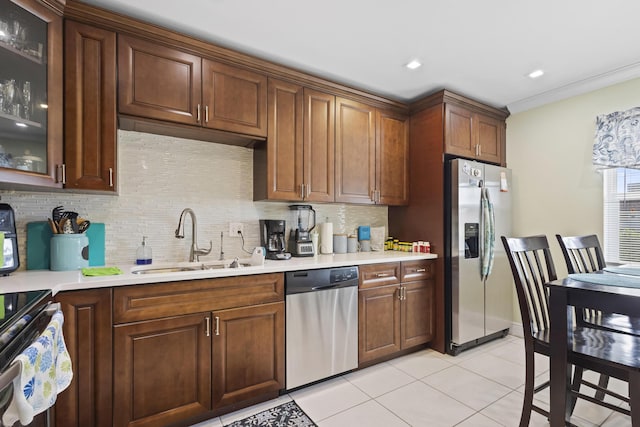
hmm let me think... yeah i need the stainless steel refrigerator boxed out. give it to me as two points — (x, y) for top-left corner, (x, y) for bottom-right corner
(446, 158), (513, 355)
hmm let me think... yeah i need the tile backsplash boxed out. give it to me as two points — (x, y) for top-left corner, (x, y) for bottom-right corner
(2, 130), (388, 270)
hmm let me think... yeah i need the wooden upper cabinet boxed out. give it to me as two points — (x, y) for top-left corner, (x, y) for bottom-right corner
(376, 110), (409, 205)
(444, 104), (474, 158)
(118, 34), (202, 125)
(475, 113), (504, 164)
(304, 88), (335, 202)
(64, 20), (117, 191)
(259, 78), (333, 202)
(335, 97), (376, 204)
(202, 60), (267, 137)
(444, 103), (505, 164)
(265, 78), (303, 200)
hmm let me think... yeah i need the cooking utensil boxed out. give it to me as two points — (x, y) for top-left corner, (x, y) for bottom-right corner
(60, 218), (75, 234)
(52, 206), (64, 223)
(78, 220), (90, 233)
(47, 218), (58, 234)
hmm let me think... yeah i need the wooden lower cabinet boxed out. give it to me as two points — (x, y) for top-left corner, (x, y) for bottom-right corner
(113, 313), (212, 427)
(358, 260), (435, 364)
(401, 280), (435, 348)
(213, 302), (285, 409)
(111, 274), (285, 426)
(359, 284), (401, 362)
(54, 289), (113, 427)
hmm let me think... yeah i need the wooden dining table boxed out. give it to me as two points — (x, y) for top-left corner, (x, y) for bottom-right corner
(547, 270), (640, 426)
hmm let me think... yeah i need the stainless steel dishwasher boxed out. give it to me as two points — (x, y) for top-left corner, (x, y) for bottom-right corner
(285, 266), (359, 390)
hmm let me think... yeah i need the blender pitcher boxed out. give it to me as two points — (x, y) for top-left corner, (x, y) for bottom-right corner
(288, 205), (316, 256)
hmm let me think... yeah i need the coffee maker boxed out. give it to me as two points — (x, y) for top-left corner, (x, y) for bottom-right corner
(259, 219), (291, 260)
(288, 205), (316, 257)
(0, 203), (19, 275)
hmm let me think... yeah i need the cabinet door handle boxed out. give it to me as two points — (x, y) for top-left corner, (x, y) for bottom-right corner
(478, 144), (482, 156)
(376, 273), (390, 278)
(61, 164), (66, 185)
(300, 184), (305, 199)
(108, 168), (113, 188)
(214, 316), (220, 336)
(397, 287), (403, 300)
(402, 286), (407, 300)
(205, 316), (211, 337)
(306, 184), (310, 198)
(205, 105), (209, 123)
(197, 104), (201, 122)
(416, 268), (426, 273)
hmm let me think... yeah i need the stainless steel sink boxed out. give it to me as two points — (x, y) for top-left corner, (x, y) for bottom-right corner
(131, 259), (253, 275)
(131, 266), (200, 275)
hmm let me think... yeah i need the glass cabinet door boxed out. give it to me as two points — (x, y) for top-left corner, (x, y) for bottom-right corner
(0, 0), (61, 187)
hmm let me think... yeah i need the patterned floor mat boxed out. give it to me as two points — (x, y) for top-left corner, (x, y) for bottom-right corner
(225, 401), (316, 427)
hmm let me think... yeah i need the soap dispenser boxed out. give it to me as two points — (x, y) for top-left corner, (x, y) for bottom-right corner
(136, 236), (152, 265)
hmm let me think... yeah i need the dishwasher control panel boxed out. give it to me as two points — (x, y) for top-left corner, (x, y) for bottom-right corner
(285, 266), (359, 294)
(330, 267), (358, 283)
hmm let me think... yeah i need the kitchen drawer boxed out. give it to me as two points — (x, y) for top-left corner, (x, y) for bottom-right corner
(359, 262), (400, 289)
(401, 259), (435, 282)
(113, 273), (284, 323)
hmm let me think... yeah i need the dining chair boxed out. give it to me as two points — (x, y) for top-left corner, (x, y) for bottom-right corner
(501, 235), (634, 426)
(556, 234), (640, 335)
(555, 234), (614, 402)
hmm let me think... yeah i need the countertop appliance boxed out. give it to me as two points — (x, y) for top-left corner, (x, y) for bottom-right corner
(287, 205), (316, 257)
(285, 266), (358, 390)
(0, 204), (19, 275)
(259, 219), (291, 260)
(0, 289), (55, 426)
(446, 159), (513, 355)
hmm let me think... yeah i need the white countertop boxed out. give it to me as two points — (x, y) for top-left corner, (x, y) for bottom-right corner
(0, 251), (437, 295)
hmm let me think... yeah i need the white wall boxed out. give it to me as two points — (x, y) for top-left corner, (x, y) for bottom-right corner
(1, 130), (388, 269)
(506, 77), (640, 326)
(507, 77), (640, 276)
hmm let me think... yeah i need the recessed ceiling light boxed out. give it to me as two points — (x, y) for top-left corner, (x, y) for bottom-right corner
(15, 123), (27, 128)
(528, 69), (545, 79)
(406, 60), (422, 70)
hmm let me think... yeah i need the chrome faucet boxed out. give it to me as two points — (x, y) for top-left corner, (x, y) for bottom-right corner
(175, 208), (212, 262)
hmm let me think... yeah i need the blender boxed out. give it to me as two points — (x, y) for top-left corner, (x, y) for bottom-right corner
(288, 205), (316, 257)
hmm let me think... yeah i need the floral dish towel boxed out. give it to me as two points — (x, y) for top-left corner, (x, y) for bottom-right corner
(2, 310), (73, 426)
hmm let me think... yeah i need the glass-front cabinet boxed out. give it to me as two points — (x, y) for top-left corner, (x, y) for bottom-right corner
(0, 0), (62, 187)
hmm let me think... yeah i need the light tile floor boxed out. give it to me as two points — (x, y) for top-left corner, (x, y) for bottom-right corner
(191, 334), (631, 427)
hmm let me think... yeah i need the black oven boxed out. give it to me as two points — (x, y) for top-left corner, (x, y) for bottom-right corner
(0, 290), (54, 427)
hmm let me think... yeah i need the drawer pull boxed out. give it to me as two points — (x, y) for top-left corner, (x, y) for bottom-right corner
(214, 316), (220, 336)
(205, 316), (211, 337)
(416, 268), (426, 273)
(376, 273), (390, 278)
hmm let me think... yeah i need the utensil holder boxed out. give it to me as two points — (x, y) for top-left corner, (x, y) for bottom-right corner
(50, 234), (89, 271)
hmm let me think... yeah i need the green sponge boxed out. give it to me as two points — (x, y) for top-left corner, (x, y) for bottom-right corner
(81, 267), (123, 276)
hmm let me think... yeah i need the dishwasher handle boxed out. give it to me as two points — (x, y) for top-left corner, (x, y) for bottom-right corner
(311, 284), (341, 291)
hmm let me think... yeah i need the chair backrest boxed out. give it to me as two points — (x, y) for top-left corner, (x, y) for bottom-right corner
(501, 235), (558, 337)
(555, 234), (605, 274)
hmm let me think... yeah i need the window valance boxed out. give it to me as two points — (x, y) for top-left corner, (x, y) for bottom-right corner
(593, 107), (640, 168)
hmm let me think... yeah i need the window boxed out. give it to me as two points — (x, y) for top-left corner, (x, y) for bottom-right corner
(603, 168), (640, 264)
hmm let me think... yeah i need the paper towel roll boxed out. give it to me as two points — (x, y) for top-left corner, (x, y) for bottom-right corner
(319, 222), (333, 254)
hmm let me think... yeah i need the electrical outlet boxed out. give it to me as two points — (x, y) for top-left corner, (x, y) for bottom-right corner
(229, 222), (244, 237)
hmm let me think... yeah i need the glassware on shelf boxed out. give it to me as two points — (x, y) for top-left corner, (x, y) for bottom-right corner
(21, 81), (30, 120)
(0, 20), (9, 43)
